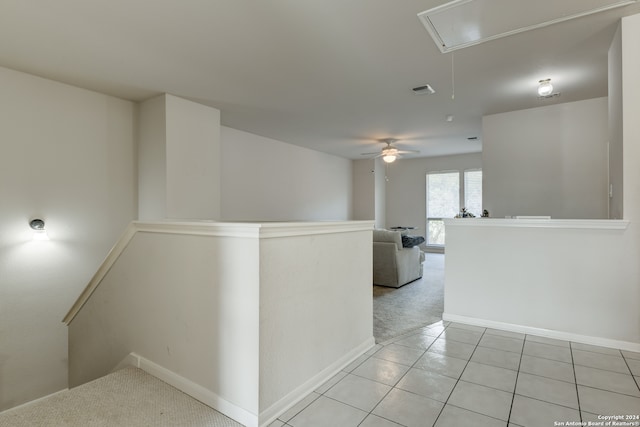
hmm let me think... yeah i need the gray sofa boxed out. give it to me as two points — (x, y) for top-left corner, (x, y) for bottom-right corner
(373, 229), (425, 287)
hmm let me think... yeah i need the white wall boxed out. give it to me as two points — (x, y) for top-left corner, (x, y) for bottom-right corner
(609, 24), (624, 219)
(352, 157), (386, 228)
(483, 97), (609, 219)
(165, 95), (221, 219)
(258, 226), (373, 418)
(138, 95), (167, 220)
(221, 127), (352, 221)
(67, 221), (374, 427)
(622, 13), (640, 222)
(352, 159), (375, 221)
(443, 13), (640, 349)
(444, 219), (638, 348)
(69, 228), (261, 422)
(0, 66), (137, 410)
(139, 94), (221, 220)
(384, 153), (483, 237)
(374, 158), (387, 229)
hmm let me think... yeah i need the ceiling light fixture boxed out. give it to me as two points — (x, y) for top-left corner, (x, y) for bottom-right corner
(382, 147), (398, 163)
(537, 79), (554, 97)
(29, 218), (49, 241)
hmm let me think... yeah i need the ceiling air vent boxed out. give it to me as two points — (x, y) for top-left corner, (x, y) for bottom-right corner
(418, 0), (638, 53)
(412, 84), (436, 95)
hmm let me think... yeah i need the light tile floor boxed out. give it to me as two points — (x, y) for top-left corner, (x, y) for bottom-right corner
(270, 321), (640, 427)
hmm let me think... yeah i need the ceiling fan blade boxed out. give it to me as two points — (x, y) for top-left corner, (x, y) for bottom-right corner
(360, 151), (382, 156)
(396, 149), (420, 154)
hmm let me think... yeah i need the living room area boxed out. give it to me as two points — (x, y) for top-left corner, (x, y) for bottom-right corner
(2, 1), (640, 426)
(364, 92), (611, 342)
(363, 149), (481, 341)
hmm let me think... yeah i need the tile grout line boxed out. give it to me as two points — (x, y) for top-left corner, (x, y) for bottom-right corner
(355, 323), (445, 427)
(370, 327), (539, 422)
(518, 346), (638, 411)
(380, 325), (444, 426)
(569, 341), (583, 422)
(505, 334), (526, 425)
(278, 321), (638, 427)
(430, 324), (487, 426)
(570, 348), (640, 402)
(621, 352), (640, 394)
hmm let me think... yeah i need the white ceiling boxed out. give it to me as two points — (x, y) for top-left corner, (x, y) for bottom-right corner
(1, 0), (639, 159)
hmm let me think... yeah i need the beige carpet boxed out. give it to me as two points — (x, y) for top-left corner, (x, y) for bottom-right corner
(373, 252), (444, 342)
(0, 367), (243, 427)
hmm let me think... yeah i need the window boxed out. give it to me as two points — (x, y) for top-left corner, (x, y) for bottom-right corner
(464, 169), (483, 217)
(426, 172), (459, 246)
(426, 169), (482, 246)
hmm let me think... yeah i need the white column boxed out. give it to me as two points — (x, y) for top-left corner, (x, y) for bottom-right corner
(138, 94), (221, 220)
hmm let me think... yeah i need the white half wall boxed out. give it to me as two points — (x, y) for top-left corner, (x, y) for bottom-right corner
(258, 228), (373, 413)
(483, 97), (609, 219)
(444, 219), (638, 349)
(444, 13), (640, 350)
(221, 127), (352, 221)
(66, 220), (374, 427)
(68, 227), (261, 423)
(0, 66), (137, 411)
(385, 153), (483, 236)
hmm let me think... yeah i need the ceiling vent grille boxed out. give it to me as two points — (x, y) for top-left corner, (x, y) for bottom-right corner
(418, 0), (638, 53)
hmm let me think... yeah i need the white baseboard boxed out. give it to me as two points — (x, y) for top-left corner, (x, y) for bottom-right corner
(258, 336), (376, 427)
(443, 313), (640, 352)
(120, 353), (258, 427)
(114, 337), (376, 427)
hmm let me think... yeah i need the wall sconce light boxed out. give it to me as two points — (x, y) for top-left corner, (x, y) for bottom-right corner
(30, 218), (49, 241)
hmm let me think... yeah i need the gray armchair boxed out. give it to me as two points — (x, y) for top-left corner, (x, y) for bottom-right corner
(373, 229), (425, 287)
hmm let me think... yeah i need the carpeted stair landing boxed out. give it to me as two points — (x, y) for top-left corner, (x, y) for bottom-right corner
(0, 366), (243, 427)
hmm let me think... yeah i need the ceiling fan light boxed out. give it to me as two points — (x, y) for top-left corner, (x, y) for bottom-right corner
(538, 79), (553, 97)
(381, 147), (398, 163)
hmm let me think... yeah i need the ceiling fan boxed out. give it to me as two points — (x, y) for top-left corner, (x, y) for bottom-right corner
(360, 138), (420, 163)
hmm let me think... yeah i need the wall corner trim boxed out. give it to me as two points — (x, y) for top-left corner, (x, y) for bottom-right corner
(443, 218), (630, 230)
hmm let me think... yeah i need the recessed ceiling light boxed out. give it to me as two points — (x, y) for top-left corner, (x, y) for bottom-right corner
(412, 84), (435, 95)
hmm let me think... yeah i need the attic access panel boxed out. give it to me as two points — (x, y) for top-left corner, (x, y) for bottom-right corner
(418, 0), (637, 53)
